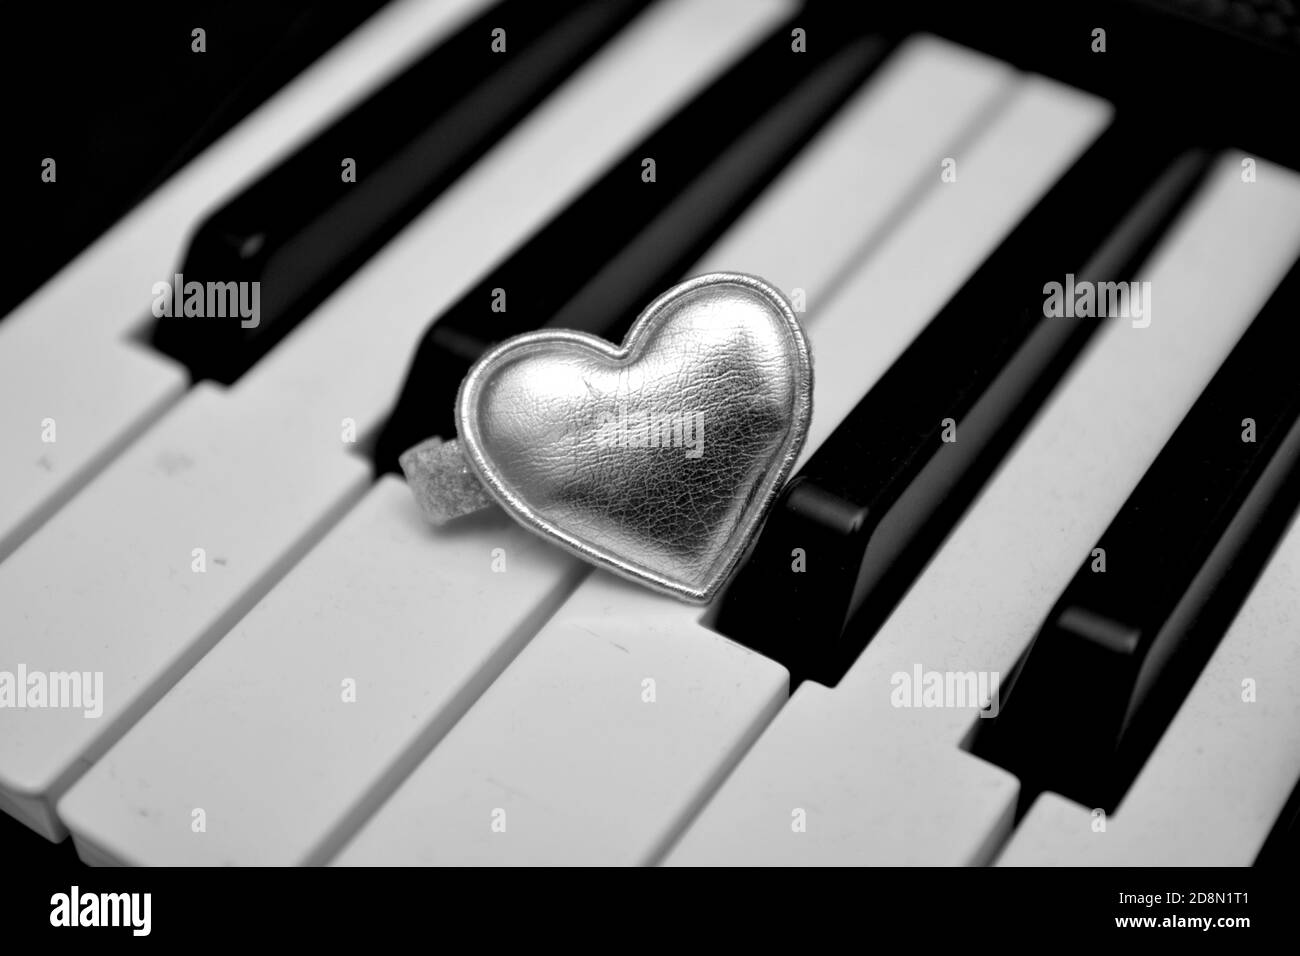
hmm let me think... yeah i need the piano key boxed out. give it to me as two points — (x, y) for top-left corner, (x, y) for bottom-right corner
(58, 477), (585, 865)
(0, 383), (371, 841)
(0, 0), (494, 565)
(685, 38), (1011, 299)
(0, 0), (790, 840)
(55, 33), (1015, 866)
(335, 65), (1109, 868)
(2, 0), (491, 345)
(974, 256), (1300, 811)
(781, 74), (1111, 462)
(0, 334), (186, 563)
(665, 156), (1300, 866)
(716, 139), (1215, 686)
(335, 573), (788, 866)
(1, 1), (390, 320)
(151, 0), (650, 385)
(998, 500), (1300, 866)
(374, 11), (896, 471)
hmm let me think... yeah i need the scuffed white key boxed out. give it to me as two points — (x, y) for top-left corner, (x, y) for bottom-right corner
(0, 0), (789, 840)
(55, 33), (1012, 866)
(0, 336), (185, 562)
(58, 478), (585, 865)
(335, 48), (1079, 868)
(665, 156), (1300, 866)
(0, 0), (492, 562)
(999, 507), (1300, 866)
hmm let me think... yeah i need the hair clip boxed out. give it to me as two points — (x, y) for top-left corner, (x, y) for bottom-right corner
(399, 272), (812, 604)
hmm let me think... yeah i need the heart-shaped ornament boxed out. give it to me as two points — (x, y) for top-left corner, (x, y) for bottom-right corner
(456, 272), (812, 603)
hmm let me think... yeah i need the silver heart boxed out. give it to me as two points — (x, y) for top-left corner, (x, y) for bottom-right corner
(456, 273), (813, 603)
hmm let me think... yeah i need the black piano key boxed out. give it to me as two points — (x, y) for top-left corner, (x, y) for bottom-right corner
(0, 0), (390, 321)
(372, 12), (892, 473)
(714, 127), (1215, 687)
(971, 256), (1300, 813)
(1257, 776), (1300, 865)
(150, 0), (650, 384)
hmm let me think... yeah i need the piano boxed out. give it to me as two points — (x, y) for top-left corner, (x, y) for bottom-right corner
(2, 0), (1299, 870)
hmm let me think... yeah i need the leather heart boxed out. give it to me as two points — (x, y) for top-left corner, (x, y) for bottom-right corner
(456, 273), (812, 603)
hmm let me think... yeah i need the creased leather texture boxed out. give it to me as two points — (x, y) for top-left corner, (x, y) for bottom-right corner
(457, 273), (812, 603)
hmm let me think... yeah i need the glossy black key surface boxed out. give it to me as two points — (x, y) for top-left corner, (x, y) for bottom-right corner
(972, 256), (1300, 813)
(714, 129), (1215, 687)
(373, 11), (891, 472)
(150, 0), (650, 384)
(0, 0), (390, 321)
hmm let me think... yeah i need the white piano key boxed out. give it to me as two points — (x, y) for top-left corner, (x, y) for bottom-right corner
(335, 57), (1100, 869)
(691, 35), (1014, 304)
(0, 383), (371, 840)
(57, 477), (585, 865)
(998, 506), (1300, 866)
(797, 75), (1110, 459)
(0, 0), (791, 840)
(0, 0), (493, 563)
(55, 33), (1013, 866)
(665, 156), (1300, 866)
(335, 571), (789, 866)
(0, 336), (185, 563)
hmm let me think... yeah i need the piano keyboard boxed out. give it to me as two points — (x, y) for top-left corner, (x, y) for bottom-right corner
(3, 0), (1299, 869)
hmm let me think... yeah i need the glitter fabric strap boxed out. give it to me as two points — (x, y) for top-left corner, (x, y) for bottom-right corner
(399, 436), (496, 526)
